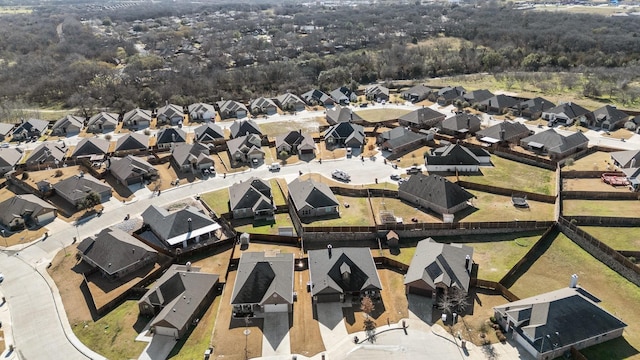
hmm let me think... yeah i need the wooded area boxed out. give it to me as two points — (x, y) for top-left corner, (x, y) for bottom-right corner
(0, 0), (639, 120)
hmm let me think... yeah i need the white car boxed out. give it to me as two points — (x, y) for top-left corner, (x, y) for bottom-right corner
(332, 169), (351, 182)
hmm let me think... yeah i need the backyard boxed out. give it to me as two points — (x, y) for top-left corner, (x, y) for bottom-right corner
(369, 197), (442, 224)
(562, 200), (640, 217)
(564, 151), (614, 172)
(508, 232), (640, 359)
(233, 213), (296, 235)
(304, 195), (375, 226)
(459, 191), (556, 222)
(580, 226), (640, 251)
(353, 108), (412, 123)
(200, 188), (230, 216)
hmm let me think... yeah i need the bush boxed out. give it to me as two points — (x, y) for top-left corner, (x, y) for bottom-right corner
(489, 316), (497, 323)
(21, 172), (29, 180)
(54, 169), (63, 177)
(105, 134), (112, 141)
(143, 129), (151, 135)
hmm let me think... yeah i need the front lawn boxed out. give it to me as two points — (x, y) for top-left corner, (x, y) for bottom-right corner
(201, 188), (230, 216)
(168, 296), (221, 359)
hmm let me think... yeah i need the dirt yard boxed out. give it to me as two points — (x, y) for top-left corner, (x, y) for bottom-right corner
(47, 244), (93, 324)
(23, 165), (89, 186)
(0, 226), (48, 247)
(370, 197), (442, 224)
(565, 151), (613, 171)
(290, 269), (326, 357)
(443, 289), (507, 346)
(563, 178), (631, 192)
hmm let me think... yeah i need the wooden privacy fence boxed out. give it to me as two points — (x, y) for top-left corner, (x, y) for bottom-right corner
(561, 170), (624, 179)
(561, 191), (640, 200)
(303, 220), (554, 233)
(471, 279), (520, 302)
(563, 216), (640, 227)
(457, 181), (556, 203)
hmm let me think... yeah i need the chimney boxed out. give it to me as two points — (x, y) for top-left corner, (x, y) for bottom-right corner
(570, 274), (578, 288)
(466, 116), (470, 128)
(327, 244), (332, 258)
(188, 218), (192, 232)
(465, 254), (471, 273)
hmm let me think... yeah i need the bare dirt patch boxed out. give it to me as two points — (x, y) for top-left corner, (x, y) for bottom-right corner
(563, 178), (630, 192)
(290, 269), (325, 357)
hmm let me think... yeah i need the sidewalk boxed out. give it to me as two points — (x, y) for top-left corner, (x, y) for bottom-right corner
(0, 287), (17, 360)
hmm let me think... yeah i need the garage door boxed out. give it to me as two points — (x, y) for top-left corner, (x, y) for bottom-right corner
(264, 304), (288, 313)
(37, 211), (56, 224)
(408, 286), (433, 297)
(154, 326), (178, 338)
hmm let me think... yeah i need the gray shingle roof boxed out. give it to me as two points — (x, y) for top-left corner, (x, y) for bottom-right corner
(365, 84), (389, 98)
(399, 173), (474, 210)
(463, 89), (494, 103)
(521, 129), (588, 154)
(157, 104), (184, 123)
(301, 89), (334, 105)
(544, 102), (589, 119)
(440, 114), (481, 132)
(109, 155), (156, 183)
(231, 252), (294, 305)
(401, 84), (432, 99)
(512, 97), (555, 114)
(0, 123), (14, 136)
(427, 144), (489, 166)
(226, 134), (264, 157)
(171, 143), (210, 167)
(156, 128), (186, 145)
(480, 94), (519, 109)
(308, 247), (382, 296)
(26, 142), (66, 164)
(275, 93), (305, 109)
(0, 194), (55, 226)
(71, 138), (109, 158)
(591, 105), (629, 126)
(141, 205), (219, 245)
(77, 227), (157, 276)
(12, 119), (49, 137)
(52, 115), (84, 133)
(476, 121), (531, 142)
(399, 107), (445, 125)
(230, 119), (262, 138)
(325, 105), (364, 125)
(404, 238), (473, 293)
(0, 147), (23, 168)
(87, 112), (118, 128)
(611, 150), (640, 168)
(275, 131), (316, 151)
(188, 103), (216, 121)
(287, 178), (339, 212)
(115, 133), (149, 152)
(52, 174), (111, 202)
(216, 100), (248, 114)
(379, 127), (426, 149)
(229, 177), (273, 212)
(249, 97), (278, 113)
(323, 122), (365, 145)
(194, 122), (224, 142)
(123, 108), (152, 123)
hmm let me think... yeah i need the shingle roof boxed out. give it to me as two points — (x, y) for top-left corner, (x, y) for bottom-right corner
(108, 155), (156, 182)
(440, 114), (481, 132)
(308, 247), (382, 296)
(26, 143), (66, 164)
(379, 127), (426, 149)
(0, 194), (55, 226)
(521, 129), (588, 154)
(229, 177), (273, 212)
(230, 119), (262, 138)
(52, 174), (111, 202)
(171, 143), (210, 167)
(512, 97), (555, 114)
(275, 131), (316, 151)
(0, 123), (14, 136)
(216, 100), (248, 114)
(324, 122), (365, 145)
(399, 173), (474, 210)
(157, 104), (184, 123)
(398, 107), (445, 125)
(480, 94), (519, 109)
(231, 252), (294, 305)
(476, 121), (530, 142)
(365, 84), (389, 98)
(463, 89), (494, 103)
(12, 119), (49, 137)
(494, 287), (626, 355)
(404, 238), (473, 293)
(427, 143), (489, 166)
(156, 128), (186, 145)
(591, 105), (629, 125)
(141, 205), (220, 246)
(115, 133), (149, 152)
(401, 84), (432, 99)
(544, 102), (589, 119)
(87, 112), (118, 128)
(329, 87), (354, 103)
(71, 138), (109, 158)
(275, 93), (306, 109)
(249, 97), (278, 113)
(194, 123), (224, 142)
(0, 147), (23, 168)
(226, 134), (264, 157)
(187, 103), (216, 121)
(301, 89), (334, 105)
(610, 150), (640, 168)
(288, 178), (339, 211)
(325, 105), (363, 125)
(77, 227), (157, 276)
(52, 115), (84, 133)
(123, 108), (152, 124)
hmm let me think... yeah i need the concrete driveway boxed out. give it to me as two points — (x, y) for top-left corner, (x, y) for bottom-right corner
(137, 334), (177, 360)
(262, 313), (291, 356)
(316, 302), (349, 350)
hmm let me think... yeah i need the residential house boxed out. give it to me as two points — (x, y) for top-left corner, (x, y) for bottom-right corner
(0, 123), (14, 141)
(520, 129), (589, 160)
(479, 95), (519, 114)
(52, 173), (112, 208)
(156, 103), (185, 126)
(216, 100), (248, 119)
(404, 238), (473, 298)
(398, 173), (474, 218)
(365, 84), (390, 102)
(70, 138), (109, 160)
(541, 102), (590, 126)
(301, 89), (335, 107)
(77, 227), (158, 280)
(141, 205), (221, 248)
(275, 130), (316, 157)
(493, 285), (626, 360)
(425, 143), (491, 173)
(51, 115), (84, 136)
(323, 122), (365, 149)
(510, 97), (555, 120)
(588, 105), (630, 130)
(122, 108), (152, 130)
(171, 143), (214, 174)
(476, 121), (532, 146)
(436, 86), (466, 106)
(0, 147), (23, 175)
(401, 84), (432, 103)
(377, 127), (427, 155)
(229, 177), (275, 220)
(438, 114), (481, 137)
(231, 252), (294, 317)
(0, 194), (56, 230)
(398, 107), (446, 129)
(621, 167), (640, 191)
(11, 118), (49, 141)
(25, 142), (66, 167)
(462, 89), (494, 105)
(86, 112), (118, 133)
(138, 264), (219, 339)
(230, 119), (262, 139)
(325, 105), (364, 125)
(249, 97), (279, 116)
(610, 150), (640, 169)
(275, 93), (306, 112)
(114, 133), (149, 155)
(194, 122), (225, 144)
(288, 178), (339, 218)
(624, 115), (640, 133)
(108, 155), (157, 186)
(155, 128), (187, 150)
(330, 86), (357, 105)
(227, 134), (265, 165)
(308, 247), (382, 303)
(188, 103), (216, 123)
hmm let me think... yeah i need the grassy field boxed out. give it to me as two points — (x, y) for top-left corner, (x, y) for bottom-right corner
(305, 195), (375, 226)
(460, 191), (556, 222)
(562, 200), (640, 217)
(564, 151), (613, 171)
(233, 213), (295, 235)
(73, 300), (147, 360)
(509, 232), (640, 360)
(201, 188), (230, 215)
(353, 108), (412, 122)
(270, 179), (287, 206)
(168, 295), (221, 359)
(580, 226), (640, 251)
(370, 197), (442, 224)
(458, 155), (556, 195)
(259, 118), (322, 137)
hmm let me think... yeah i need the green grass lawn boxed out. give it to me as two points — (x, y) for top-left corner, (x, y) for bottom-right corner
(458, 155), (556, 195)
(508, 232), (640, 359)
(580, 227), (640, 251)
(270, 179), (287, 206)
(168, 295), (221, 359)
(562, 200), (640, 217)
(201, 188), (230, 216)
(306, 195), (374, 226)
(234, 213), (295, 235)
(460, 191), (556, 222)
(73, 300), (147, 360)
(353, 108), (412, 122)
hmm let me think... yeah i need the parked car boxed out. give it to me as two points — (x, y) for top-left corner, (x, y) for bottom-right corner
(346, 148), (352, 158)
(406, 166), (422, 175)
(332, 169), (351, 182)
(268, 163), (281, 171)
(390, 174), (401, 180)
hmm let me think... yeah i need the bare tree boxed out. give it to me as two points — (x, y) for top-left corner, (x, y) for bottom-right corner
(361, 296), (376, 343)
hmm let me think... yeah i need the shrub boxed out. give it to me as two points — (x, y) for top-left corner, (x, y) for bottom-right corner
(54, 169), (63, 177)
(105, 134), (112, 141)
(21, 172), (29, 180)
(143, 129), (151, 135)
(489, 316), (497, 323)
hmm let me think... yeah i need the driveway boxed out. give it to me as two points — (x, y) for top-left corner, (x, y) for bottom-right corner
(316, 302), (349, 350)
(137, 335), (177, 360)
(262, 313), (291, 356)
